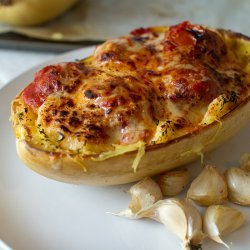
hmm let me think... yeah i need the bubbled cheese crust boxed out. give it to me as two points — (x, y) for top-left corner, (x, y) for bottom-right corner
(11, 21), (250, 157)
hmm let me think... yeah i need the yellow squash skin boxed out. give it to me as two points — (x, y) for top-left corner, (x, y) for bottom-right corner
(0, 0), (77, 26)
(11, 24), (250, 185)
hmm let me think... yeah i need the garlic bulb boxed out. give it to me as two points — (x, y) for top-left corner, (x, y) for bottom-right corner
(144, 198), (205, 250)
(225, 167), (250, 205)
(203, 205), (244, 248)
(187, 165), (228, 206)
(240, 153), (250, 171)
(157, 168), (189, 196)
(113, 177), (163, 218)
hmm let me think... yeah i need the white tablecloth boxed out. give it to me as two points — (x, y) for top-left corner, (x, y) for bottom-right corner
(0, 49), (55, 89)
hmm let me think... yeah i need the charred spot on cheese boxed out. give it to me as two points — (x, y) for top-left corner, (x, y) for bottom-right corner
(84, 89), (98, 99)
(69, 116), (81, 128)
(131, 36), (150, 43)
(221, 91), (238, 105)
(100, 52), (117, 62)
(17, 21), (250, 156)
(228, 91), (237, 103)
(60, 125), (71, 133)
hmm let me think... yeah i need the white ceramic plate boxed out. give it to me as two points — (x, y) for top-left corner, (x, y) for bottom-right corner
(0, 47), (250, 250)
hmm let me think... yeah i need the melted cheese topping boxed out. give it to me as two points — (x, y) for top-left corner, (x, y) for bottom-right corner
(12, 21), (250, 156)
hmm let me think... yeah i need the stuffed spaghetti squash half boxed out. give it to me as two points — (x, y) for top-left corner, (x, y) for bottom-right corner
(11, 21), (250, 185)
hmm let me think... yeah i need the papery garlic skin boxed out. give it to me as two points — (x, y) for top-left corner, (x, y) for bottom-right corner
(187, 165), (228, 206)
(225, 167), (250, 205)
(203, 205), (244, 247)
(143, 198), (205, 250)
(157, 168), (189, 196)
(240, 153), (250, 171)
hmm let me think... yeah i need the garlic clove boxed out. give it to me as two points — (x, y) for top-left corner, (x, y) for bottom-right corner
(143, 198), (205, 250)
(113, 177), (163, 218)
(129, 177), (163, 213)
(240, 153), (250, 171)
(225, 167), (250, 205)
(187, 165), (228, 206)
(203, 205), (244, 248)
(157, 168), (189, 196)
